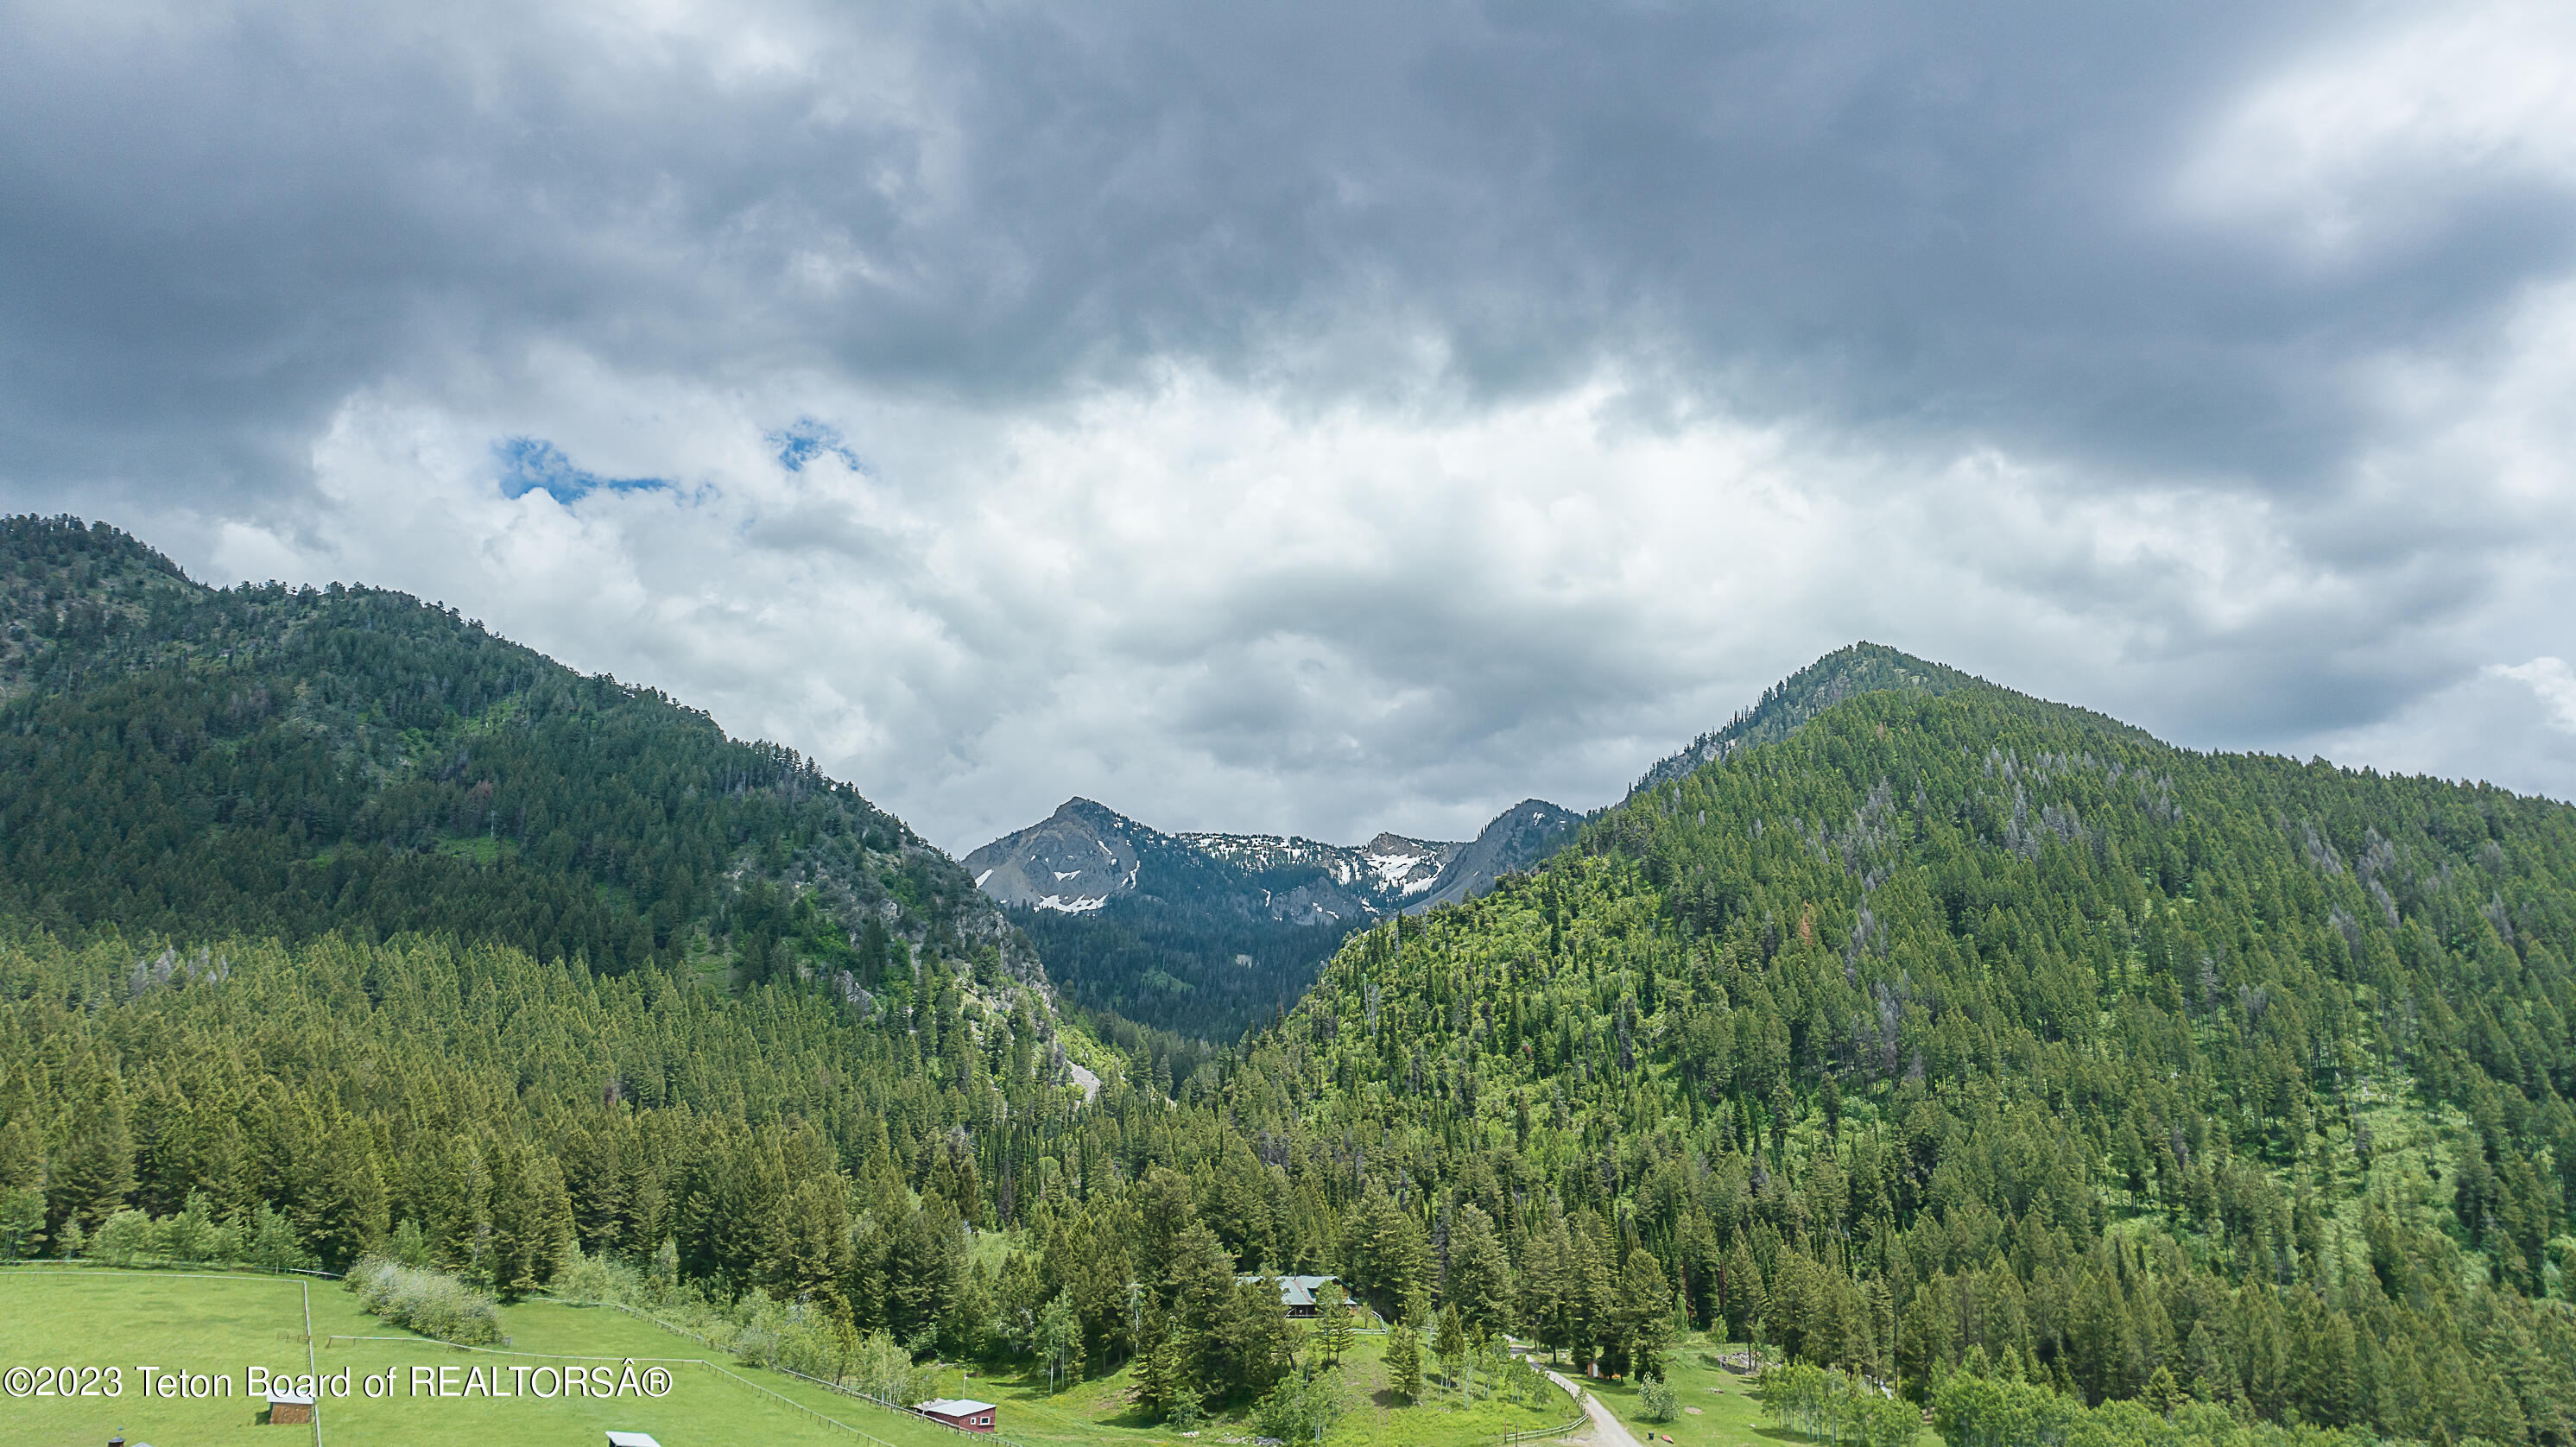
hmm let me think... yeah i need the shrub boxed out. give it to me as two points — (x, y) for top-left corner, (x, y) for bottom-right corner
(846, 1328), (933, 1406)
(92, 1208), (154, 1267)
(348, 1255), (504, 1345)
(536, 1242), (742, 1355)
(1641, 1374), (1679, 1423)
(549, 1240), (626, 1305)
(730, 1290), (854, 1384)
(1251, 1371), (1345, 1445)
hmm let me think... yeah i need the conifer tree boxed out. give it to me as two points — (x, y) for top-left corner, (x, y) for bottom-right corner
(1619, 1247), (1674, 1381)
(1519, 1222), (1570, 1360)
(1315, 1280), (1354, 1366)
(0, 1187), (45, 1260)
(245, 1204), (305, 1273)
(1447, 1204), (1514, 1340)
(1385, 1315), (1424, 1403)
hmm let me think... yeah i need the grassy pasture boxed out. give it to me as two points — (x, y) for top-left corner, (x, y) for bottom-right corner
(955, 1329), (1576, 1447)
(1573, 1336), (1778, 1447)
(1567, 1336), (1940, 1447)
(0, 1267), (956, 1447)
(1, 1270), (1861, 1447)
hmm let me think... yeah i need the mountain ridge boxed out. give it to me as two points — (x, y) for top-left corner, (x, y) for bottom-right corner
(1630, 641), (2149, 797)
(965, 795), (1579, 924)
(966, 793), (1578, 1039)
(9, 521), (2575, 1444)
(1231, 663), (2576, 1434)
(0, 513), (1054, 1014)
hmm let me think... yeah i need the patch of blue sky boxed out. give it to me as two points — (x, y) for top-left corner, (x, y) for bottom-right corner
(493, 437), (670, 503)
(769, 418), (866, 473)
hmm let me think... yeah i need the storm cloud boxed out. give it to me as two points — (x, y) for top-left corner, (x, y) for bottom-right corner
(4, 0), (2573, 848)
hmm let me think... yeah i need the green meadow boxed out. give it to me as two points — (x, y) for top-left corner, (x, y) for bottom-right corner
(952, 1329), (1576, 1447)
(0, 1267), (1903, 1447)
(0, 1267), (957, 1447)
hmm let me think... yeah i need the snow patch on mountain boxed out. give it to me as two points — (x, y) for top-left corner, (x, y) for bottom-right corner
(965, 797), (1579, 926)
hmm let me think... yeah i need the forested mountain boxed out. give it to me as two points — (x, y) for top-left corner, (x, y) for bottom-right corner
(968, 795), (1575, 1041)
(1224, 666), (2576, 1440)
(966, 797), (1460, 922)
(11, 522), (2576, 1447)
(1630, 642), (2142, 795)
(0, 515), (1034, 998)
(0, 927), (1100, 1326)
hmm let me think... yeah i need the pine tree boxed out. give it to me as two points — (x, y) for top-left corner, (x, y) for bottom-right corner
(0, 1187), (46, 1260)
(2145, 1365), (2188, 1417)
(1519, 1222), (1569, 1360)
(1216, 1276), (1293, 1401)
(245, 1204), (305, 1272)
(53, 1098), (135, 1232)
(1165, 1223), (1239, 1394)
(485, 1140), (552, 1300)
(304, 1124), (389, 1271)
(1435, 1304), (1467, 1391)
(1620, 1247), (1673, 1380)
(1132, 1317), (1179, 1419)
(1386, 1316), (1424, 1402)
(1447, 1204), (1514, 1340)
(0, 1116), (44, 1191)
(1315, 1280), (1355, 1366)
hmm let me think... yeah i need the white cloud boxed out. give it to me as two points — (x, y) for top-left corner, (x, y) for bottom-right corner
(9, 0), (2576, 852)
(2173, 0), (2576, 261)
(2307, 659), (2576, 802)
(154, 338), (2573, 856)
(2494, 658), (2576, 734)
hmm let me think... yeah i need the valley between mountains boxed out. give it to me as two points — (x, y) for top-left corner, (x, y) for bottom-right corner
(962, 795), (1580, 1043)
(5, 515), (2576, 1447)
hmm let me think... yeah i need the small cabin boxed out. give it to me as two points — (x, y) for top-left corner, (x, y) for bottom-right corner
(1238, 1273), (1339, 1317)
(916, 1398), (998, 1432)
(268, 1390), (314, 1425)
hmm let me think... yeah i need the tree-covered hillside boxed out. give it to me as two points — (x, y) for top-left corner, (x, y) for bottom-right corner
(1012, 894), (1364, 1045)
(12, 524), (2576, 1447)
(1630, 641), (2143, 795)
(0, 927), (1094, 1324)
(0, 515), (1029, 991)
(973, 797), (1578, 1044)
(1223, 676), (2576, 1440)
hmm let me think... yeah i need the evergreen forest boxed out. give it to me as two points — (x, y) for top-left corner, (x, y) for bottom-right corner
(5, 519), (2575, 1447)
(1010, 894), (1362, 1046)
(0, 515), (1030, 995)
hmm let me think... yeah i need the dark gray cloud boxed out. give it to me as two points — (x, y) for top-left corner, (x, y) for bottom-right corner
(3, 0), (2573, 844)
(14, 1), (2549, 475)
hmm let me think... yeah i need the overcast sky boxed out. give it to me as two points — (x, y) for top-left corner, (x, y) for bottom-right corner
(5, 0), (2575, 852)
